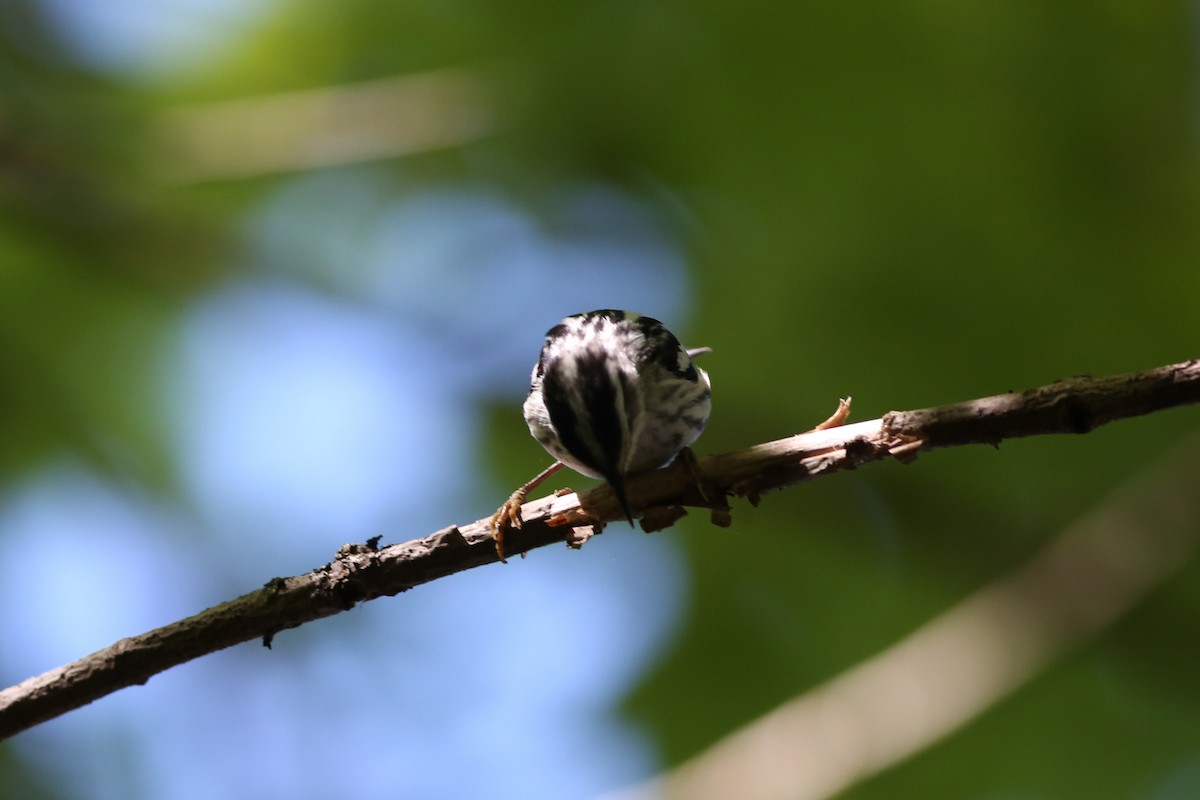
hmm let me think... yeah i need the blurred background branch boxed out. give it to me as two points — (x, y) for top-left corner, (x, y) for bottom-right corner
(154, 67), (498, 182)
(607, 433), (1200, 800)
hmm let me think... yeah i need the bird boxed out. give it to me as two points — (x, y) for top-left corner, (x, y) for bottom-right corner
(492, 309), (712, 558)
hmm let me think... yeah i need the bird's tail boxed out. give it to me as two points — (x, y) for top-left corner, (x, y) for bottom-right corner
(609, 474), (636, 527)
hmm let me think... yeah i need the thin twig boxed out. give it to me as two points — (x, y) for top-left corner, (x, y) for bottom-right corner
(1, 358), (1197, 739)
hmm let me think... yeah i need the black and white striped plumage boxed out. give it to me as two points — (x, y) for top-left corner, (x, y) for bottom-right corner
(522, 309), (712, 522)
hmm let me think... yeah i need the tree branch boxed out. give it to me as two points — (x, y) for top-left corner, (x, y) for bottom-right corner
(2, 358), (1198, 740)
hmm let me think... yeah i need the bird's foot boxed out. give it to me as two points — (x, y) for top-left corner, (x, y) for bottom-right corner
(490, 460), (567, 563)
(490, 487), (527, 564)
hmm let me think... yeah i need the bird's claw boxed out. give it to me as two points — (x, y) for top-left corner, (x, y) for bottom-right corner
(490, 488), (527, 563)
(491, 460), (567, 564)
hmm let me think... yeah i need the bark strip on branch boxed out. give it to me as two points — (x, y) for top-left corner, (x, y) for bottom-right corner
(1, 358), (1197, 740)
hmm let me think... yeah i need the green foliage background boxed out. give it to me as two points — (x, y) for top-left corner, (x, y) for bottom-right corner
(3, 0), (1199, 797)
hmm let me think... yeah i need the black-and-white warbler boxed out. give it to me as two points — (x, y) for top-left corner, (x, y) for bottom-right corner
(493, 309), (712, 556)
